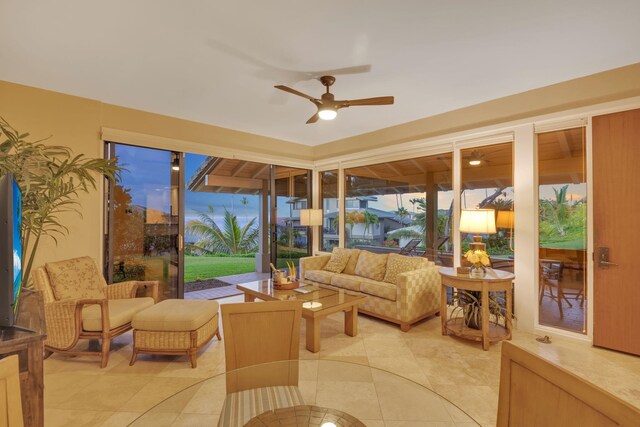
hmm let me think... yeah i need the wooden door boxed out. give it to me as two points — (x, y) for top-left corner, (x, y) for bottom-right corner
(592, 108), (640, 355)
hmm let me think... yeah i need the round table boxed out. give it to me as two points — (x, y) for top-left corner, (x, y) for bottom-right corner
(439, 267), (515, 350)
(129, 359), (479, 426)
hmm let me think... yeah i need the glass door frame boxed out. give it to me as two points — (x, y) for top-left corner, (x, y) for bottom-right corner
(104, 142), (185, 299)
(269, 166), (313, 272)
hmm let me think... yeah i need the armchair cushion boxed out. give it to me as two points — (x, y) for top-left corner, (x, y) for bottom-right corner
(82, 297), (154, 332)
(46, 256), (106, 301)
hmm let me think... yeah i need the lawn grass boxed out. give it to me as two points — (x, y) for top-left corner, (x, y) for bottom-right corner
(184, 255), (256, 282)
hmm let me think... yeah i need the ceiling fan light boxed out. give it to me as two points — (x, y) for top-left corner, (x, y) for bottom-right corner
(469, 159), (481, 166)
(318, 108), (337, 120)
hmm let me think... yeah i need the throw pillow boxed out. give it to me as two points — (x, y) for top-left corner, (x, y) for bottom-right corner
(383, 253), (424, 284)
(46, 256), (107, 301)
(342, 249), (361, 275)
(322, 248), (351, 273)
(354, 251), (388, 281)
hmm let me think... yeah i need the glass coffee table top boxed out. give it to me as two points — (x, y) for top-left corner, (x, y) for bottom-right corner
(129, 359), (479, 426)
(237, 280), (366, 312)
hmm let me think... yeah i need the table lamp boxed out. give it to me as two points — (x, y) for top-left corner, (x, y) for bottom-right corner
(459, 208), (496, 251)
(300, 209), (323, 254)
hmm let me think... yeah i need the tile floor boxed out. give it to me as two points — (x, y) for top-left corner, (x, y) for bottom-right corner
(44, 294), (640, 427)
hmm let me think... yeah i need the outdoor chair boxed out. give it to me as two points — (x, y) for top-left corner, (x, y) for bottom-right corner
(539, 259), (584, 320)
(32, 256), (159, 368)
(399, 238), (422, 256)
(218, 300), (304, 426)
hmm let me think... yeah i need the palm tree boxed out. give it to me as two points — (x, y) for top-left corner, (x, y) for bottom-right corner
(362, 210), (379, 238)
(540, 185), (570, 236)
(186, 206), (259, 254)
(395, 206), (410, 226)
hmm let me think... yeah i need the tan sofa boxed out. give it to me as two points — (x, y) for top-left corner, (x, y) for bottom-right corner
(300, 249), (441, 331)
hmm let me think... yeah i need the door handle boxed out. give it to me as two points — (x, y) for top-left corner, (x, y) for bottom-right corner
(597, 247), (618, 268)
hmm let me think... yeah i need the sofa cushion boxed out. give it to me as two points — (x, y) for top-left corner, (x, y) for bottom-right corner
(46, 256), (107, 301)
(359, 278), (397, 301)
(342, 249), (361, 275)
(322, 248), (351, 273)
(132, 299), (219, 332)
(82, 297), (155, 332)
(331, 274), (361, 292)
(383, 253), (425, 284)
(304, 270), (335, 284)
(355, 251), (388, 281)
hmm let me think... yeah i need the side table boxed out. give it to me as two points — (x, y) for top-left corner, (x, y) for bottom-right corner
(439, 267), (514, 350)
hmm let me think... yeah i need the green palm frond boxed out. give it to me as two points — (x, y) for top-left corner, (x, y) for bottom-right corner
(0, 117), (120, 286)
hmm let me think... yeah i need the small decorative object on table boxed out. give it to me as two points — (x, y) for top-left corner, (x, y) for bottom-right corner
(270, 263), (299, 289)
(464, 249), (491, 278)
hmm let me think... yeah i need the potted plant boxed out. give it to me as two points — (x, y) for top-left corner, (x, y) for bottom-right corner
(0, 117), (119, 286)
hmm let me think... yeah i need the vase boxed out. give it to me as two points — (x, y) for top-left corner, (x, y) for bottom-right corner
(469, 266), (485, 278)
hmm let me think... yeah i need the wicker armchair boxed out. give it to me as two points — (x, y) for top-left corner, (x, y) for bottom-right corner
(32, 256), (158, 368)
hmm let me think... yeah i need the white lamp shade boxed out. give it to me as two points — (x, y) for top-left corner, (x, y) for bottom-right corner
(300, 209), (323, 226)
(459, 209), (496, 234)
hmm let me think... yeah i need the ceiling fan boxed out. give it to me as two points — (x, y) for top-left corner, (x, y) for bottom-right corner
(274, 75), (394, 124)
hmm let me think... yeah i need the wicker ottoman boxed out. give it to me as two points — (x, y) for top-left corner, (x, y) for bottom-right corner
(130, 299), (221, 368)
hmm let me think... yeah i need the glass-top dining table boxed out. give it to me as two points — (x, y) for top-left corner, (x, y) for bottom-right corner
(129, 359), (480, 426)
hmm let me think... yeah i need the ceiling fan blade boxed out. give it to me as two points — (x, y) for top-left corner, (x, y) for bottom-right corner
(306, 113), (320, 124)
(274, 85), (317, 101)
(341, 96), (395, 107)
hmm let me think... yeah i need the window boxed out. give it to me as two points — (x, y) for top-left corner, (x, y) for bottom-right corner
(320, 170), (338, 252)
(460, 142), (514, 269)
(537, 127), (587, 334)
(343, 154), (453, 264)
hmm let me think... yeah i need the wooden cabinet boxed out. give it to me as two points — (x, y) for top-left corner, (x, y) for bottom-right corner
(0, 289), (46, 427)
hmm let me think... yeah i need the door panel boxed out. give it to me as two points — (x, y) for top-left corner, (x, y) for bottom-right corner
(106, 143), (183, 300)
(593, 108), (640, 355)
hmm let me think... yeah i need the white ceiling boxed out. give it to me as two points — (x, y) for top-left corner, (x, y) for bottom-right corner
(1, 1), (639, 146)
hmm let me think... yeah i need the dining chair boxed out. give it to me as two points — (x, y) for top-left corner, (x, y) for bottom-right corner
(218, 300), (304, 427)
(0, 355), (24, 427)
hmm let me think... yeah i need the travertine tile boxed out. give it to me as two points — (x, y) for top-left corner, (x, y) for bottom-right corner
(42, 294), (640, 427)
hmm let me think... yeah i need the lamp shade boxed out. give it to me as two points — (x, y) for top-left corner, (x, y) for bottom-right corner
(300, 209), (323, 226)
(459, 209), (496, 234)
(496, 210), (514, 229)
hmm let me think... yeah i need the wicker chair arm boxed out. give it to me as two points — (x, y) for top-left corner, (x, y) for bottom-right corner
(44, 298), (108, 350)
(106, 281), (139, 300)
(132, 280), (159, 303)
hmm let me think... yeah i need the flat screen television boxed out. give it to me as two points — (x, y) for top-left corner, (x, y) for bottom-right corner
(0, 173), (22, 327)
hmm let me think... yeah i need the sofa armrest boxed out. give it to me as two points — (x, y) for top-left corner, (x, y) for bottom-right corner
(300, 255), (331, 279)
(396, 266), (442, 322)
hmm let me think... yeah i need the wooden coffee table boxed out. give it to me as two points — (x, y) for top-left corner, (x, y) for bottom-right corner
(236, 280), (367, 353)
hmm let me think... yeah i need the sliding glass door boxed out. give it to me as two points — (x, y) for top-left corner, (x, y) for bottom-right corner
(105, 143), (183, 300)
(271, 166), (312, 273)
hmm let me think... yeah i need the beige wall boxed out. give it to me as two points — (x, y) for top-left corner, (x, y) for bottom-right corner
(1, 62), (639, 269)
(0, 81), (309, 269)
(314, 62), (640, 159)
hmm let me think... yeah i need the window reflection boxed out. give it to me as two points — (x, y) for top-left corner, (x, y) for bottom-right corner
(537, 127), (587, 334)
